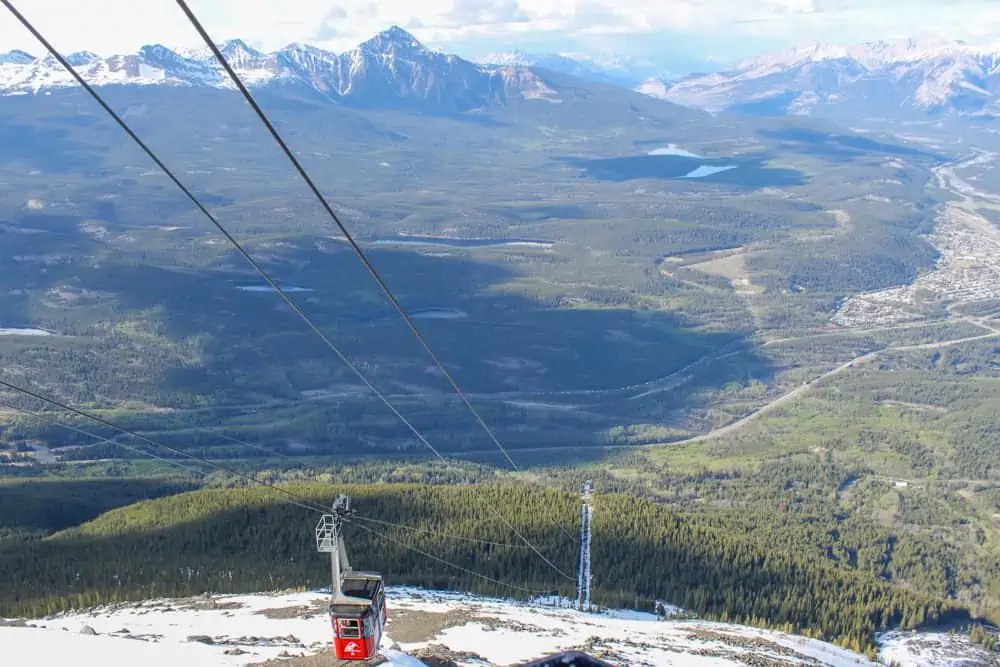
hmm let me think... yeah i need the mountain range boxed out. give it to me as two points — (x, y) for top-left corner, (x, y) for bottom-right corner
(474, 50), (668, 88)
(10, 26), (1000, 129)
(654, 36), (1000, 124)
(0, 26), (561, 113)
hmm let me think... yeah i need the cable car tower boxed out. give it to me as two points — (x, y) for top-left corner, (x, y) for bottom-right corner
(316, 495), (387, 661)
(576, 480), (594, 612)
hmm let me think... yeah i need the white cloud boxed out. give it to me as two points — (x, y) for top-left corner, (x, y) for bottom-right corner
(1, 0), (1000, 60)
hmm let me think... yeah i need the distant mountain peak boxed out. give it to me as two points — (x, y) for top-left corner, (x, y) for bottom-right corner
(281, 42), (327, 55)
(380, 26), (418, 42)
(636, 76), (670, 99)
(476, 49), (667, 87)
(0, 49), (35, 65)
(360, 26), (426, 55)
(139, 44), (182, 61)
(660, 34), (1000, 120)
(219, 38), (261, 57)
(736, 35), (986, 72)
(66, 51), (100, 66)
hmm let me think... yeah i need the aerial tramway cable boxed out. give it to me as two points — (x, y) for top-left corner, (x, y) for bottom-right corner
(1, 398), (560, 604)
(350, 514), (530, 549)
(0, 378), (331, 515)
(4, 395), (549, 566)
(0, 0), (451, 467)
(210, 431), (312, 463)
(1, 0), (575, 583)
(0, 401), (214, 479)
(12, 397), (538, 554)
(1, 393), (541, 564)
(173, 0), (526, 475)
(2, 395), (539, 553)
(12, 397), (327, 468)
(173, 0), (578, 545)
(350, 521), (554, 596)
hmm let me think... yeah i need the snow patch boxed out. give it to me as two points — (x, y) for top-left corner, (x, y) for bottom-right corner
(0, 586), (975, 667)
(683, 165), (738, 178)
(648, 143), (702, 158)
(0, 328), (52, 336)
(637, 76), (671, 98)
(383, 649), (430, 666)
(879, 630), (998, 666)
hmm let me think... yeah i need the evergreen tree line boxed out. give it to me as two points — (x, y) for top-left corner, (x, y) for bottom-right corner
(0, 483), (964, 654)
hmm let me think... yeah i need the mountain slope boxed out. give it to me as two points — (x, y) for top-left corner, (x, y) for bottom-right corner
(0, 27), (560, 113)
(655, 36), (1000, 123)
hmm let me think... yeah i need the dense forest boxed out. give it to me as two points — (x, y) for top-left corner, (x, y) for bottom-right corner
(0, 482), (962, 655)
(544, 454), (1000, 616)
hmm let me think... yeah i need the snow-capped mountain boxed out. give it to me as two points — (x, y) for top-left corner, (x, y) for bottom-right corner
(0, 49), (35, 65)
(0, 27), (556, 113)
(637, 76), (671, 99)
(5, 587), (989, 666)
(476, 50), (666, 87)
(655, 36), (1000, 122)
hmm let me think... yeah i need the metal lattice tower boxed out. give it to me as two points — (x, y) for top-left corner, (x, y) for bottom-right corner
(316, 495), (354, 601)
(576, 480), (594, 612)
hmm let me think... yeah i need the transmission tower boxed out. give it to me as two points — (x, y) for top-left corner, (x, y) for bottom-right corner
(576, 480), (594, 612)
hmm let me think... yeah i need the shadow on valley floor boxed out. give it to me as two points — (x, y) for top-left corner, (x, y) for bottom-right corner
(756, 127), (945, 163)
(0, 119), (106, 174)
(0, 225), (773, 459)
(725, 91), (801, 118)
(0, 213), (111, 331)
(0, 479), (194, 535)
(560, 154), (808, 189)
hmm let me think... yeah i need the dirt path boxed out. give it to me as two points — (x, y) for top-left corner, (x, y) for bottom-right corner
(490, 324), (1000, 455)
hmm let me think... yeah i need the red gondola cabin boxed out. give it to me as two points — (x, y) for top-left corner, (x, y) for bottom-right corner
(330, 571), (387, 661)
(316, 496), (388, 662)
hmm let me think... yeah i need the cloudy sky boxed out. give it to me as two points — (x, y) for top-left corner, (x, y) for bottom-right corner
(2, 0), (1000, 72)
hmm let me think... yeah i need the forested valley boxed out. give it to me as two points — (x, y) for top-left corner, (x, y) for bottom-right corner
(0, 481), (966, 657)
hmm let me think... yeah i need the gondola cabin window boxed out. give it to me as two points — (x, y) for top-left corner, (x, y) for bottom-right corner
(338, 618), (361, 638)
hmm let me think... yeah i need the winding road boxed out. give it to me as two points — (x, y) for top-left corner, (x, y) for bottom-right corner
(449, 152), (1000, 456)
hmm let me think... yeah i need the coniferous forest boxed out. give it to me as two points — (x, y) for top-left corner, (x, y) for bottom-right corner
(0, 482), (960, 656)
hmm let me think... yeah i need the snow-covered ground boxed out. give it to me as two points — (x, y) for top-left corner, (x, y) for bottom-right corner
(4, 587), (992, 666)
(880, 630), (1000, 666)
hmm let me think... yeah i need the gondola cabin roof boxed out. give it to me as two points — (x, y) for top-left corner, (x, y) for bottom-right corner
(341, 573), (383, 599)
(341, 571), (383, 581)
(329, 602), (371, 617)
